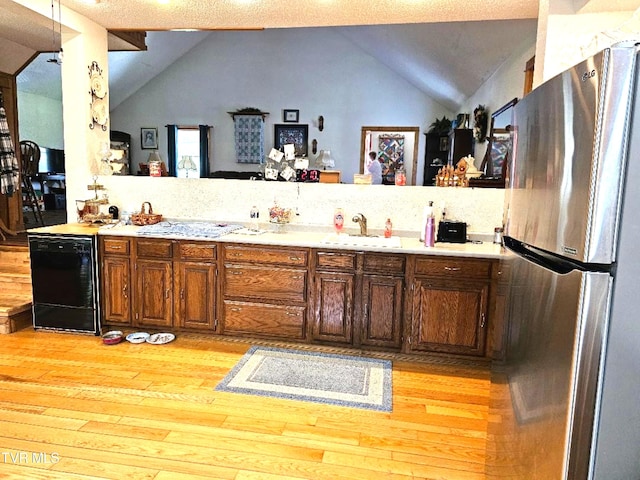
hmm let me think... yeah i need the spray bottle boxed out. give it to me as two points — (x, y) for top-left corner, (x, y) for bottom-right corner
(424, 202), (436, 248)
(420, 201), (434, 242)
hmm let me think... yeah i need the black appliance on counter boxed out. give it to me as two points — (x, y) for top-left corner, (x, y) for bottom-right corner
(436, 221), (467, 243)
(28, 234), (100, 335)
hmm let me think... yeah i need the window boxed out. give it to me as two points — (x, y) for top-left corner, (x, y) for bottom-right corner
(167, 124), (211, 178)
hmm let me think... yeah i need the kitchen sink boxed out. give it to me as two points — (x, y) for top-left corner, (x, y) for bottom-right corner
(320, 233), (402, 248)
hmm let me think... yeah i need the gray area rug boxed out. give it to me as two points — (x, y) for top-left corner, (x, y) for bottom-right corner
(215, 346), (392, 412)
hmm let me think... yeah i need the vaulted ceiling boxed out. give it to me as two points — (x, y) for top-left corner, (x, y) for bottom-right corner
(1, 0), (638, 111)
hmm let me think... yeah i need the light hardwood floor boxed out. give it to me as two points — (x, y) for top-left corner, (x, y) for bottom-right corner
(0, 328), (490, 479)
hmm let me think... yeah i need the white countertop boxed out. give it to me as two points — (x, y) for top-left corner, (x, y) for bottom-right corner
(93, 223), (505, 259)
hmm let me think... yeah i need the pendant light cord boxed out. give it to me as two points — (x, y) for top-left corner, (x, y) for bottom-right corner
(49, 0), (56, 63)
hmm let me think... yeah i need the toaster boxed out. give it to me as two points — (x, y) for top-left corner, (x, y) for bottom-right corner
(437, 221), (467, 243)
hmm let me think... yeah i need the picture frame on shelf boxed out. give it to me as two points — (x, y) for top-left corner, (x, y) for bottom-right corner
(141, 127), (158, 150)
(274, 124), (308, 157)
(283, 109), (299, 123)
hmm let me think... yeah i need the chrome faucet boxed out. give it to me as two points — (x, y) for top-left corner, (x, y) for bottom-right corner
(352, 213), (367, 236)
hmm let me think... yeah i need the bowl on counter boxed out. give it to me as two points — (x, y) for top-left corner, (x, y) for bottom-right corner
(102, 330), (123, 345)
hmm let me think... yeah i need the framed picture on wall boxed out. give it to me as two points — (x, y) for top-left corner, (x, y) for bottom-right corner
(274, 124), (308, 157)
(141, 127), (158, 150)
(283, 109), (299, 123)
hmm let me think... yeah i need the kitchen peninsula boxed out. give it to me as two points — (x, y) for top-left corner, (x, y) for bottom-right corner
(29, 179), (509, 360)
(34, 198), (507, 361)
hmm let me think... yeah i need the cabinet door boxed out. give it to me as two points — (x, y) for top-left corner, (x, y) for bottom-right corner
(102, 256), (131, 325)
(361, 274), (403, 350)
(135, 260), (173, 328)
(312, 271), (354, 344)
(410, 277), (488, 356)
(176, 261), (216, 330)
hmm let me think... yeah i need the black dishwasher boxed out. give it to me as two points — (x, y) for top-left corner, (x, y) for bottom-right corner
(28, 234), (101, 335)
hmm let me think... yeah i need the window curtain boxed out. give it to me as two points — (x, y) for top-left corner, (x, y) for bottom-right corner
(199, 124), (211, 177)
(234, 115), (264, 164)
(166, 124), (177, 177)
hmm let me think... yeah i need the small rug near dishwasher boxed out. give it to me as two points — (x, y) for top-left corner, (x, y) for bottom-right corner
(215, 346), (392, 412)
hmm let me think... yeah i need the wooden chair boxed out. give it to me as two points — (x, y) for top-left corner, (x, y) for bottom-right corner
(19, 140), (44, 227)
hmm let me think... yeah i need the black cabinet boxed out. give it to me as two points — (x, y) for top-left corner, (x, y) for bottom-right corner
(423, 129), (474, 186)
(422, 133), (448, 186)
(447, 128), (474, 166)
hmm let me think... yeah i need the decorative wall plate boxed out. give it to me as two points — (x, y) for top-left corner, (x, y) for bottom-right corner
(90, 73), (107, 98)
(91, 98), (108, 125)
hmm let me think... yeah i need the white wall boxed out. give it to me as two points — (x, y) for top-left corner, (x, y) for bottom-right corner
(542, 10), (638, 80)
(460, 33), (537, 168)
(17, 91), (63, 149)
(110, 28), (452, 184)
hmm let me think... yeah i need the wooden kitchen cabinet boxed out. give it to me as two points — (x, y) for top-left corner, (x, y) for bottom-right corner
(134, 239), (173, 328)
(409, 256), (492, 357)
(100, 237), (132, 325)
(175, 242), (217, 330)
(312, 270), (355, 344)
(221, 244), (308, 341)
(101, 237), (218, 331)
(311, 251), (356, 344)
(311, 251), (404, 349)
(98, 233), (501, 360)
(360, 254), (405, 350)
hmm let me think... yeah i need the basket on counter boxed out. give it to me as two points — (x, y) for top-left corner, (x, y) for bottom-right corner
(131, 202), (163, 226)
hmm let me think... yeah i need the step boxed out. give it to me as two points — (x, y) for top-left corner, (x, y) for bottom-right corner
(0, 246), (30, 268)
(0, 280), (32, 296)
(0, 294), (32, 334)
(0, 272), (33, 293)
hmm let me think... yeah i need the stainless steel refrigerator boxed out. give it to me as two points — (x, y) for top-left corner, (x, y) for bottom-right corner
(488, 41), (640, 479)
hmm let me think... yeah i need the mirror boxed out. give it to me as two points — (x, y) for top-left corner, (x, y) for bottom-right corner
(359, 126), (419, 185)
(477, 98), (518, 187)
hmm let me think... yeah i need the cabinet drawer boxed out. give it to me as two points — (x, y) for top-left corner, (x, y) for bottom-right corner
(136, 239), (173, 258)
(102, 237), (130, 255)
(364, 253), (405, 275)
(223, 301), (306, 340)
(224, 245), (307, 266)
(178, 242), (216, 261)
(315, 251), (357, 271)
(224, 265), (306, 302)
(414, 257), (491, 279)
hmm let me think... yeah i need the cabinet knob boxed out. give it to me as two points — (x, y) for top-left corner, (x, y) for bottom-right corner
(286, 311), (299, 317)
(229, 270), (243, 275)
(122, 284), (127, 298)
(480, 313), (486, 328)
(444, 266), (461, 272)
(230, 307), (241, 312)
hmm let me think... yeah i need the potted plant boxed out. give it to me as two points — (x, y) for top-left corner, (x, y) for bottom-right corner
(428, 116), (452, 135)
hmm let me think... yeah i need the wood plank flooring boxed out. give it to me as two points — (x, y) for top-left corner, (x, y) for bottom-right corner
(0, 328), (490, 479)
